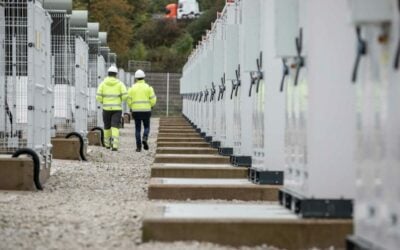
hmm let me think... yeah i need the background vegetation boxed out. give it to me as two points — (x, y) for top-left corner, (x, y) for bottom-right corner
(73, 0), (225, 72)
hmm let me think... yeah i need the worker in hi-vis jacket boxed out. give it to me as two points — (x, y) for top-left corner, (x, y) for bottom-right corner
(96, 65), (128, 151)
(127, 69), (157, 152)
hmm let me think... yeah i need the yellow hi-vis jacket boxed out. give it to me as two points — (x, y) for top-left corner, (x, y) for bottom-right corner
(127, 80), (157, 112)
(96, 77), (128, 111)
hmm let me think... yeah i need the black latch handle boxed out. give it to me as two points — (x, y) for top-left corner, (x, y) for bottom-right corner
(352, 26), (367, 83)
(294, 28), (305, 86)
(230, 80), (236, 100)
(280, 58), (289, 92)
(235, 64), (241, 97)
(394, 0), (400, 70)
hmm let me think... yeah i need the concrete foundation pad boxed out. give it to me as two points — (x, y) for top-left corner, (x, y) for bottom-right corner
(0, 156), (51, 190)
(51, 138), (87, 161)
(154, 154), (230, 164)
(159, 125), (193, 129)
(157, 142), (211, 148)
(142, 203), (353, 249)
(151, 163), (247, 178)
(157, 133), (200, 138)
(87, 131), (102, 146)
(158, 130), (197, 134)
(148, 178), (279, 201)
(157, 138), (205, 143)
(156, 147), (217, 155)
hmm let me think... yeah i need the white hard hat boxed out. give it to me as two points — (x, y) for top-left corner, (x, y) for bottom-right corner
(108, 65), (118, 73)
(135, 69), (145, 78)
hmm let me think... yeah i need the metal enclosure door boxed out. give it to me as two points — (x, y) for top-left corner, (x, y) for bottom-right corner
(27, 1), (52, 156)
(0, 6), (5, 134)
(88, 54), (97, 129)
(348, 0), (398, 247)
(96, 55), (106, 127)
(74, 37), (89, 136)
(236, 0), (259, 157)
(257, 0), (287, 172)
(284, 0), (356, 199)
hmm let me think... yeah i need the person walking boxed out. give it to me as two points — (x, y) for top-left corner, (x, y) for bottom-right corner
(96, 65), (127, 151)
(127, 69), (157, 152)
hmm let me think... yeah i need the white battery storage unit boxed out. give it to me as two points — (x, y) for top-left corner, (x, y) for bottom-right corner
(231, 0), (260, 167)
(346, 0), (400, 249)
(205, 32), (215, 143)
(248, 0), (291, 185)
(279, 0), (357, 218)
(211, 20), (225, 149)
(0, 0), (53, 189)
(220, 10), (239, 156)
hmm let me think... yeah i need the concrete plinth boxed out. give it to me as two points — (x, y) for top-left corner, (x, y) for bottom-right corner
(154, 154), (230, 164)
(142, 203), (353, 249)
(52, 138), (87, 161)
(151, 163), (248, 178)
(157, 138), (204, 143)
(87, 131), (102, 146)
(157, 142), (211, 148)
(156, 147), (217, 155)
(148, 178), (279, 201)
(0, 156), (51, 190)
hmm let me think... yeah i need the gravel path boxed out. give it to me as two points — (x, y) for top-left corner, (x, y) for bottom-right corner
(0, 118), (278, 250)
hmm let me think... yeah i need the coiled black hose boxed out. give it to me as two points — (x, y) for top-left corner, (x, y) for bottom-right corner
(65, 132), (87, 161)
(91, 127), (105, 147)
(12, 148), (43, 190)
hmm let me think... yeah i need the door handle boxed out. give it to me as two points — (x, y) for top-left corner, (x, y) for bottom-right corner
(294, 28), (305, 86)
(249, 51), (263, 97)
(352, 26), (367, 83)
(280, 58), (289, 92)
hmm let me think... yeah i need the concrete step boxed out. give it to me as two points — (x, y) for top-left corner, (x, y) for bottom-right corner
(159, 122), (193, 128)
(151, 163), (248, 178)
(156, 147), (217, 155)
(157, 133), (200, 138)
(148, 178), (279, 201)
(154, 154), (230, 164)
(158, 129), (196, 133)
(157, 142), (211, 148)
(142, 203), (352, 249)
(157, 138), (205, 143)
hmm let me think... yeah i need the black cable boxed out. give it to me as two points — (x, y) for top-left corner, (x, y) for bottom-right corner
(12, 148), (43, 190)
(5, 100), (13, 136)
(66, 132), (87, 161)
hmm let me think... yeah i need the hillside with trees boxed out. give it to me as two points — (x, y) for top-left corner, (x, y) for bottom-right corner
(73, 0), (225, 72)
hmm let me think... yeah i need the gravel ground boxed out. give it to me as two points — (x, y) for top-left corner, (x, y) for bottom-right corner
(0, 118), (279, 250)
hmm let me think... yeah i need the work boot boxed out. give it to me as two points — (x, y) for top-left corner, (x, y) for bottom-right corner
(136, 145), (142, 152)
(112, 148), (118, 152)
(142, 136), (149, 151)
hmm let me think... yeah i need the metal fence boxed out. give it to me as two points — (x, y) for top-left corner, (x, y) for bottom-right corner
(143, 72), (182, 117)
(0, 0), (52, 162)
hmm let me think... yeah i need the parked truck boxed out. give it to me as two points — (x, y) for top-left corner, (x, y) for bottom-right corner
(165, 0), (201, 20)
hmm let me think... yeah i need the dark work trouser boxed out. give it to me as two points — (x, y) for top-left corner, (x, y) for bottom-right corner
(132, 111), (151, 147)
(103, 110), (122, 148)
